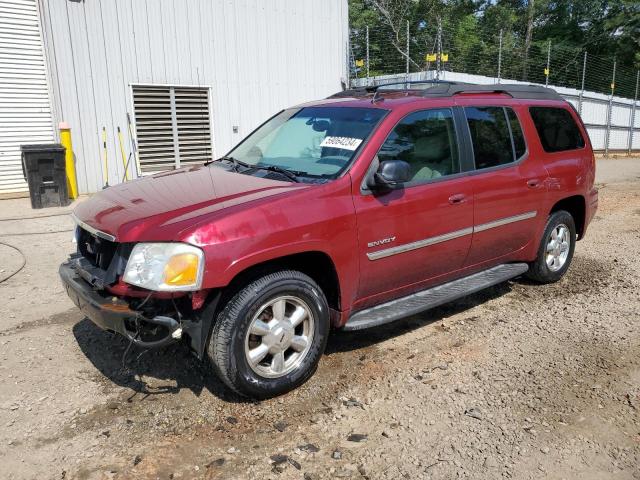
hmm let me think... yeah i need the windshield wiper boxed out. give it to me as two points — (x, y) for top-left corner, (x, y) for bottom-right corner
(206, 155), (252, 171)
(256, 164), (301, 183)
(208, 156), (301, 183)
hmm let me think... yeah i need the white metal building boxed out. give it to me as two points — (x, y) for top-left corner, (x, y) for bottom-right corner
(0, 0), (348, 197)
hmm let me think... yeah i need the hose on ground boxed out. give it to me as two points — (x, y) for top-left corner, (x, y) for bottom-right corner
(0, 212), (73, 222)
(0, 229), (74, 237)
(0, 240), (26, 284)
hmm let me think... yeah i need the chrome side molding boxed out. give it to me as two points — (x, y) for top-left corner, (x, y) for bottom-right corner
(367, 211), (537, 261)
(474, 211), (537, 233)
(367, 227), (473, 261)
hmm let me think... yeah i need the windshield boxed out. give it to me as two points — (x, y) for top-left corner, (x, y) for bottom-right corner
(224, 106), (387, 180)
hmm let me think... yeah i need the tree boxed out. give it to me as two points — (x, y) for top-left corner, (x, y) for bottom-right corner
(370, 0), (422, 70)
(348, 0), (639, 97)
(605, 0), (640, 68)
(522, 0), (535, 80)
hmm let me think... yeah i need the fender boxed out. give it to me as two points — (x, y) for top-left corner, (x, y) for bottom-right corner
(219, 240), (340, 285)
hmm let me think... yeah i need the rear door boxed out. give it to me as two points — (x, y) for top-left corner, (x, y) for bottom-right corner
(462, 105), (549, 266)
(352, 107), (474, 309)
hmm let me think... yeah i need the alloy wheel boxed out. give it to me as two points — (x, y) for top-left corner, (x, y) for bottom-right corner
(244, 295), (315, 378)
(545, 223), (570, 272)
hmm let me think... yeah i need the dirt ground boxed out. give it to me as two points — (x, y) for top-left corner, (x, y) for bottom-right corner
(1, 158), (639, 480)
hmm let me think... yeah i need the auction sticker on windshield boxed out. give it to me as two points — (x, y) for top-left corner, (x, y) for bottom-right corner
(320, 136), (363, 151)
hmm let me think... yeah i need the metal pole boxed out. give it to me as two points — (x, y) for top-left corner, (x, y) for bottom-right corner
(406, 20), (410, 79)
(366, 26), (370, 84)
(348, 35), (357, 89)
(578, 51), (587, 115)
(605, 59), (616, 158)
(345, 39), (350, 89)
(545, 40), (551, 86)
(628, 70), (639, 156)
(436, 18), (442, 81)
(497, 29), (503, 84)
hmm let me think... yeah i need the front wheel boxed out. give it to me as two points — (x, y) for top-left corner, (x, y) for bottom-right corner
(526, 210), (576, 283)
(208, 270), (329, 399)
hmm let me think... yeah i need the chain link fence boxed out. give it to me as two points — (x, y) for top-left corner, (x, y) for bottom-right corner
(348, 22), (640, 155)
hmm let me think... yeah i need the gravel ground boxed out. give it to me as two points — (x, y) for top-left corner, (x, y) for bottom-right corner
(0, 158), (639, 480)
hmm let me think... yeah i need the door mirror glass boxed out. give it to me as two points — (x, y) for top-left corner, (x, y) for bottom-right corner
(368, 160), (411, 189)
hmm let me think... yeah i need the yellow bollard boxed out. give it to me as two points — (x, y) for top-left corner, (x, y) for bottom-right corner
(59, 122), (78, 199)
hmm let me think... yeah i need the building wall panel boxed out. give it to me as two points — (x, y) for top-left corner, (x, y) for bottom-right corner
(39, 0), (347, 193)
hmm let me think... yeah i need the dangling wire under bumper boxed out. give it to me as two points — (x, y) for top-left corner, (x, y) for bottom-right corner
(60, 261), (221, 358)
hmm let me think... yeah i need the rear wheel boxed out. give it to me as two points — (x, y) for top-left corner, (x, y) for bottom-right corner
(526, 210), (576, 283)
(208, 270), (329, 398)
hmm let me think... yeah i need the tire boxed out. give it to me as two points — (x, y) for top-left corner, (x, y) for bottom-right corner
(526, 210), (576, 283)
(208, 270), (330, 399)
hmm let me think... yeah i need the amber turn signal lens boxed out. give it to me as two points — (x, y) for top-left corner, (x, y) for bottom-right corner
(163, 253), (200, 286)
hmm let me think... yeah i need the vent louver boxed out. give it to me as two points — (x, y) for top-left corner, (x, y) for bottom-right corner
(132, 86), (212, 173)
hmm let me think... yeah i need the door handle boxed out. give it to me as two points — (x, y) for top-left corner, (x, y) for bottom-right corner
(448, 193), (466, 205)
(527, 178), (542, 188)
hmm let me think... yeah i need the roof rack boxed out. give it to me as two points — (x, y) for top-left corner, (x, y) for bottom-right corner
(329, 80), (458, 97)
(330, 81), (562, 101)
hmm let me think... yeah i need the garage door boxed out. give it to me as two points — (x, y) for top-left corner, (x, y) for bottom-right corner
(0, 0), (54, 196)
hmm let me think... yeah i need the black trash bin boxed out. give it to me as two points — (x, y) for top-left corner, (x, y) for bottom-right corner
(21, 144), (70, 209)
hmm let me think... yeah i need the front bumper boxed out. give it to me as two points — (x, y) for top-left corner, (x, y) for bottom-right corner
(60, 261), (136, 336)
(59, 261), (220, 356)
(59, 261), (178, 348)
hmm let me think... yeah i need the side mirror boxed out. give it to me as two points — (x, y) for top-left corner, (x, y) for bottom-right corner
(367, 160), (411, 190)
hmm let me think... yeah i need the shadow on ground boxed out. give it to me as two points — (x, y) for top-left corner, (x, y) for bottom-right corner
(72, 319), (244, 403)
(326, 281), (512, 354)
(72, 281), (514, 401)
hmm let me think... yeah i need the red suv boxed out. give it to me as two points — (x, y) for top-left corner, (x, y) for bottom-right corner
(60, 82), (598, 398)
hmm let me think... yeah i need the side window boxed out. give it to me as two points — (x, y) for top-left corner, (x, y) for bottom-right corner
(506, 108), (526, 159)
(378, 108), (460, 183)
(529, 107), (585, 152)
(465, 106), (514, 169)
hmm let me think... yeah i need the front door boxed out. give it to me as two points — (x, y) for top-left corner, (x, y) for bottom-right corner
(352, 107), (474, 310)
(461, 105), (549, 266)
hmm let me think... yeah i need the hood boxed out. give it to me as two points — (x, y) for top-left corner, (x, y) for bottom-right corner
(73, 164), (307, 242)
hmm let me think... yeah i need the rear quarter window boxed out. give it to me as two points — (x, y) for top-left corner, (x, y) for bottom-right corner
(529, 107), (585, 153)
(506, 108), (526, 159)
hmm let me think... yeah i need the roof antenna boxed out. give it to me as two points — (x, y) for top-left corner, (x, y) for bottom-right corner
(371, 89), (382, 104)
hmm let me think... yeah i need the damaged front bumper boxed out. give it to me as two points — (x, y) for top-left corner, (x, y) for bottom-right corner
(59, 261), (218, 357)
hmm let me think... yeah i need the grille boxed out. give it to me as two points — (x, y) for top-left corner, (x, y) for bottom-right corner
(77, 227), (118, 271)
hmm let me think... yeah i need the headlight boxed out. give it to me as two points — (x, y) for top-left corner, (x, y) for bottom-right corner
(123, 243), (204, 291)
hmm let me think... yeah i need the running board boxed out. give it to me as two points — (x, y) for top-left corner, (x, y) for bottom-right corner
(343, 263), (529, 331)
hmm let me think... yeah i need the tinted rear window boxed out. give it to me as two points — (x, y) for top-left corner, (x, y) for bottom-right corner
(465, 106), (514, 169)
(529, 107), (585, 152)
